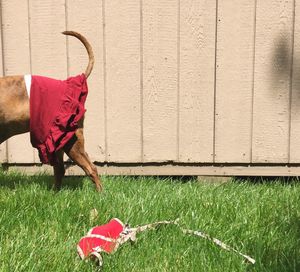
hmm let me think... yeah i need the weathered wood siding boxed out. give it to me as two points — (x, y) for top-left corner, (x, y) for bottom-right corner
(0, 0), (299, 174)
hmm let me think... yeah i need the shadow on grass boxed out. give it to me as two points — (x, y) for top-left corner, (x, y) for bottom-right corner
(158, 176), (197, 183)
(129, 175), (198, 184)
(0, 171), (85, 191)
(281, 216), (300, 272)
(256, 215), (300, 272)
(234, 177), (300, 271)
(234, 176), (300, 185)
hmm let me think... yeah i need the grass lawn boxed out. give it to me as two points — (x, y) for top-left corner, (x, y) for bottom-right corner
(0, 171), (300, 271)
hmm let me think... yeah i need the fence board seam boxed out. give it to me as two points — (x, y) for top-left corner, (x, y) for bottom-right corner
(102, 0), (108, 161)
(0, 0), (7, 163)
(27, 0), (35, 162)
(64, 0), (70, 77)
(250, 0), (258, 163)
(27, 0), (32, 75)
(176, 0), (180, 162)
(140, 0), (144, 162)
(288, 0), (296, 163)
(0, 0), (5, 76)
(213, 0), (219, 163)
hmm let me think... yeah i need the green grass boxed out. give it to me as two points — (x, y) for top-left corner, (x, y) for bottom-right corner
(0, 172), (300, 271)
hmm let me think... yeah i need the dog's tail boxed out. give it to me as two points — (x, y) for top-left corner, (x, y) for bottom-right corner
(62, 31), (94, 79)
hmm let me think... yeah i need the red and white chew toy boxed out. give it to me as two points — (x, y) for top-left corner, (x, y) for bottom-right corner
(77, 218), (125, 265)
(77, 218), (255, 267)
(77, 218), (175, 266)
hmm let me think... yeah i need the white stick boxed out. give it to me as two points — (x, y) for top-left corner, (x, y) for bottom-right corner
(127, 219), (255, 264)
(181, 228), (255, 264)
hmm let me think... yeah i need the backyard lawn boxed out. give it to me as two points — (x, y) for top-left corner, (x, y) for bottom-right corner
(0, 171), (299, 271)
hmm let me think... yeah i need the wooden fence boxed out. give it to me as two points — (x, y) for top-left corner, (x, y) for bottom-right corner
(1, 0), (300, 175)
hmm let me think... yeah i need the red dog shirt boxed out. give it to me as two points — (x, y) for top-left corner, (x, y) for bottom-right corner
(29, 74), (88, 165)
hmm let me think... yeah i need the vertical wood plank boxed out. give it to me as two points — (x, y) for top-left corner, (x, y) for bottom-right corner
(29, 0), (67, 78)
(252, 0), (293, 163)
(105, 0), (141, 162)
(1, 0), (34, 163)
(179, 0), (216, 163)
(0, 5), (7, 163)
(214, 0), (256, 163)
(67, 0), (105, 162)
(28, 0), (67, 163)
(290, 0), (299, 163)
(143, 0), (178, 162)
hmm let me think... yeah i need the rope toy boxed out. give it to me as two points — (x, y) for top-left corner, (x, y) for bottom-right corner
(77, 217), (255, 267)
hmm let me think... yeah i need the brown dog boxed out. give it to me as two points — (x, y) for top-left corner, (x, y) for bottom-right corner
(0, 31), (102, 191)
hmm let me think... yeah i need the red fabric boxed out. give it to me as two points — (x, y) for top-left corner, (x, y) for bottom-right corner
(30, 74), (88, 165)
(77, 219), (125, 259)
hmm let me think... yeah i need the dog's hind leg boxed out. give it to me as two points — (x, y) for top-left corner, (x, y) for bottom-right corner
(64, 128), (102, 192)
(53, 150), (65, 191)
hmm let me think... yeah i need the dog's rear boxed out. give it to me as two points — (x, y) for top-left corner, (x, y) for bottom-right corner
(0, 31), (102, 191)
